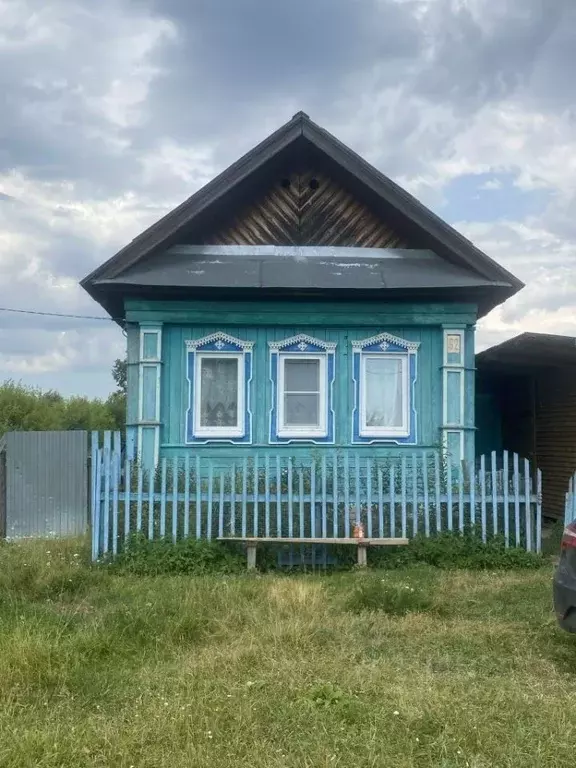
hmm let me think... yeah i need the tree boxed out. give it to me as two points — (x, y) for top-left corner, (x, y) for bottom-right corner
(112, 357), (127, 394)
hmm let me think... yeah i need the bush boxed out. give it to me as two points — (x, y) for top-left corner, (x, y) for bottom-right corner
(368, 530), (545, 571)
(111, 534), (246, 576)
(346, 576), (433, 615)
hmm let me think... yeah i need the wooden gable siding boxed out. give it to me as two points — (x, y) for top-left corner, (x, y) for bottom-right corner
(204, 168), (406, 248)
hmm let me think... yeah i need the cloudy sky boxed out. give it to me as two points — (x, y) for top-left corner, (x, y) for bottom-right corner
(1, 0), (575, 398)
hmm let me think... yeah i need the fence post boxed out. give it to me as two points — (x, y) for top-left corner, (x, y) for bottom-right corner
(90, 432), (99, 561)
(503, 450), (509, 548)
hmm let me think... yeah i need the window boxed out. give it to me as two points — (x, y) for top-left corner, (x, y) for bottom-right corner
(360, 355), (409, 436)
(352, 332), (419, 444)
(185, 333), (253, 444)
(278, 356), (327, 437)
(194, 353), (244, 437)
(269, 335), (336, 443)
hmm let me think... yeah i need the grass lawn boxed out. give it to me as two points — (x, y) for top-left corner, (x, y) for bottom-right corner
(0, 539), (574, 767)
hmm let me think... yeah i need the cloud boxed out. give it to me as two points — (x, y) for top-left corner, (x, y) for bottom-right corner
(0, 0), (575, 396)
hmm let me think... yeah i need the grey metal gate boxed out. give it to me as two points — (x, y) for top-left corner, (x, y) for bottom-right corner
(0, 431), (88, 538)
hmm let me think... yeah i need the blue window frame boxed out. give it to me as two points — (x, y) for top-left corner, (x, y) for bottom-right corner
(351, 332), (419, 444)
(269, 334), (336, 444)
(185, 333), (253, 444)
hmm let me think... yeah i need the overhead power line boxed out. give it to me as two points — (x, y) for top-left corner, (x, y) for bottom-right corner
(0, 306), (119, 322)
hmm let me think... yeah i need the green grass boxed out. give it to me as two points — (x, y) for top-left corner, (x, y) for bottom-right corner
(0, 538), (574, 767)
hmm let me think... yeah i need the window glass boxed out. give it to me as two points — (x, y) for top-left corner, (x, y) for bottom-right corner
(199, 357), (239, 428)
(283, 359), (320, 427)
(364, 357), (404, 429)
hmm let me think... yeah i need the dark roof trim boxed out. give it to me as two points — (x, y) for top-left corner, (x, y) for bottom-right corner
(81, 111), (523, 294)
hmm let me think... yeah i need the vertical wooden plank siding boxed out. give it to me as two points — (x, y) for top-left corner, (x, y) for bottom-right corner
(241, 458), (248, 539)
(124, 458), (131, 542)
(412, 454), (418, 536)
(366, 459), (372, 538)
(332, 452), (338, 538)
(136, 463), (143, 532)
(536, 469), (542, 553)
(264, 456), (270, 538)
(524, 458), (532, 552)
(287, 457), (294, 538)
(513, 453), (520, 547)
(480, 454), (487, 543)
(423, 452), (430, 536)
(160, 458), (167, 538)
(218, 472), (225, 539)
(184, 456), (190, 538)
(434, 453), (441, 532)
(322, 455), (328, 539)
(447, 459), (453, 531)
(172, 457), (178, 543)
(491, 451), (498, 536)
(195, 456), (201, 538)
(148, 466), (154, 540)
(102, 431), (111, 555)
(503, 450), (510, 547)
(401, 456), (407, 538)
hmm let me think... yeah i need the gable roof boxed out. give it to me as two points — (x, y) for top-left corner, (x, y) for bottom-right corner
(81, 111), (523, 318)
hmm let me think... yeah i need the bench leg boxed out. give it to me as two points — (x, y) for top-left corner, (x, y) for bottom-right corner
(357, 543), (367, 568)
(246, 544), (257, 571)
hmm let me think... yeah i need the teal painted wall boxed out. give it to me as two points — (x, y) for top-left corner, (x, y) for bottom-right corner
(125, 299), (477, 462)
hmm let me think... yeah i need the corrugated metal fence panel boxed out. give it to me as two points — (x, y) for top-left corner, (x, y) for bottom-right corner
(4, 431), (88, 538)
(535, 373), (576, 520)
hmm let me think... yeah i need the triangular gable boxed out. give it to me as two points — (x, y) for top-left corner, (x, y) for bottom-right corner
(81, 112), (523, 295)
(207, 167), (407, 248)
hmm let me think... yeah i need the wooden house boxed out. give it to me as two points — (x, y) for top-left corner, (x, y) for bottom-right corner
(81, 112), (522, 471)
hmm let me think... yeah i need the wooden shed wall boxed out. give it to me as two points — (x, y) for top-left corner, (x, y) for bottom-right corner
(535, 372), (576, 520)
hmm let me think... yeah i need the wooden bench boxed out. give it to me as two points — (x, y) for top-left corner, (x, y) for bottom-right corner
(217, 537), (409, 570)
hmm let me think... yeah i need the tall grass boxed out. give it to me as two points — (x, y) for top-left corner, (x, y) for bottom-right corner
(0, 538), (571, 767)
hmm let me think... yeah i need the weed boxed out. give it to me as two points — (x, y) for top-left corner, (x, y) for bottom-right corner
(346, 575), (433, 615)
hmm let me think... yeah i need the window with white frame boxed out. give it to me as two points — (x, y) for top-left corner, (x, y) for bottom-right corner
(194, 352), (244, 438)
(352, 333), (419, 444)
(278, 355), (327, 437)
(269, 334), (335, 443)
(360, 354), (409, 437)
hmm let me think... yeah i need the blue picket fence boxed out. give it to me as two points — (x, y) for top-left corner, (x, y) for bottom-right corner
(90, 432), (542, 560)
(565, 474), (576, 525)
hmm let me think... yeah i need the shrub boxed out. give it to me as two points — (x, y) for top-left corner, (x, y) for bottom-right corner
(111, 534), (246, 576)
(368, 529), (545, 571)
(346, 576), (433, 615)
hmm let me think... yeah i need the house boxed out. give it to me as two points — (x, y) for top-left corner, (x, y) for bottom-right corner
(81, 112), (522, 471)
(476, 332), (576, 521)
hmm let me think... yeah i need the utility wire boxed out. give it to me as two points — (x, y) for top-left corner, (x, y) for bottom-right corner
(0, 306), (119, 322)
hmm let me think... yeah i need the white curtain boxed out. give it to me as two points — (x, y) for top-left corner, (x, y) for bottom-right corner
(365, 357), (403, 428)
(200, 358), (239, 427)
